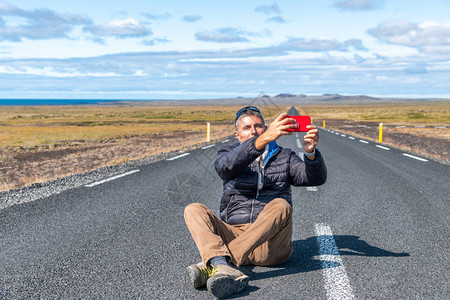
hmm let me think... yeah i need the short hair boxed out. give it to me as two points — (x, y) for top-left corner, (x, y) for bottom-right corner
(235, 108), (265, 131)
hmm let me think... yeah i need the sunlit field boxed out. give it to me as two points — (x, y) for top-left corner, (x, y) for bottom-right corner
(0, 100), (448, 192)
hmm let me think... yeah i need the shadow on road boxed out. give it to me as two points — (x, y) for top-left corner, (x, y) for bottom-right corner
(239, 234), (409, 283)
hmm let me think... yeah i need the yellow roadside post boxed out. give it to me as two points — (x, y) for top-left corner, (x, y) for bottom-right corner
(379, 122), (383, 143)
(323, 120), (326, 128)
(207, 122), (211, 142)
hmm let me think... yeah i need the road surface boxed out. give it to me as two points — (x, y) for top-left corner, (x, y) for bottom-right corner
(1, 107), (449, 299)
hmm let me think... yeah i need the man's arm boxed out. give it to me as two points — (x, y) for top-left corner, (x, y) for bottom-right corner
(255, 113), (297, 150)
(302, 125), (320, 160)
(289, 149), (327, 186)
(215, 137), (263, 180)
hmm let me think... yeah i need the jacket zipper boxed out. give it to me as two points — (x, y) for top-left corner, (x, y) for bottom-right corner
(251, 158), (264, 223)
(250, 147), (280, 223)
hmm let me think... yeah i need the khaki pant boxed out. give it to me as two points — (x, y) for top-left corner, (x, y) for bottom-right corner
(184, 198), (293, 267)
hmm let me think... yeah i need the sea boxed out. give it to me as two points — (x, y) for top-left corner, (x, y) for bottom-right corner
(0, 99), (128, 106)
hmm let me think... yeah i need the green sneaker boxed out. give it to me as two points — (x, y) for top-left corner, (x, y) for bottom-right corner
(206, 264), (249, 299)
(186, 262), (219, 289)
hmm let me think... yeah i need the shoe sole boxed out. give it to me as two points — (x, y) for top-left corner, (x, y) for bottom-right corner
(207, 274), (249, 299)
(186, 265), (205, 289)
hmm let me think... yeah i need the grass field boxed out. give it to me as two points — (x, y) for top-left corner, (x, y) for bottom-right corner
(0, 104), (283, 191)
(0, 105), (281, 148)
(299, 101), (450, 125)
(0, 100), (448, 192)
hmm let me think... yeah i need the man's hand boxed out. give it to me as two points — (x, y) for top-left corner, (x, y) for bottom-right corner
(255, 112), (297, 150)
(303, 125), (319, 159)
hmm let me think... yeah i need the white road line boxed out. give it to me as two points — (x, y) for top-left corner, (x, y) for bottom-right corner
(414, 126), (425, 128)
(396, 126), (406, 128)
(348, 137), (355, 140)
(85, 170), (140, 187)
(221, 139), (229, 143)
(335, 132), (340, 135)
(340, 134), (346, 137)
(166, 153), (190, 161)
(435, 126), (446, 129)
(402, 153), (428, 162)
(330, 131), (335, 133)
(306, 186), (318, 192)
(359, 140), (369, 144)
(375, 145), (390, 150)
(296, 138), (302, 149)
(201, 144), (215, 149)
(315, 223), (355, 300)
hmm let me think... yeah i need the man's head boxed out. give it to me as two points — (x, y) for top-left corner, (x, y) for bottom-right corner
(234, 106), (266, 143)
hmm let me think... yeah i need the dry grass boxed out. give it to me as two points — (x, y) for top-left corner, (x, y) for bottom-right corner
(301, 101), (450, 125)
(300, 100), (450, 164)
(0, 104), (283, 192)
(0, 105), (256, 148)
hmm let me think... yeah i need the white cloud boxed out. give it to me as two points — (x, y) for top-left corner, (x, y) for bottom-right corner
(254, 2), (281, 15)
(0, 65), (119, 77)
(141, 12), (171, 21)
(181, 15), (202, 23)
(84, 18), (152, 38)
(195, 27), (250, 43)
(141, 37), (170, 46)
(368, 20), (450, 54)
(267, 16), (286, 23)
(0, 33), (447, 98)
(279, 37), (367, 52)
(0, 2), (91, 42)
(333, 0), (384, 11)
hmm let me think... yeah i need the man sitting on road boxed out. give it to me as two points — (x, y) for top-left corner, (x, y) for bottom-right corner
(184, 106), (327, 299)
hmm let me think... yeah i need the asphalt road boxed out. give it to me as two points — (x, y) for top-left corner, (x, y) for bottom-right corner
(1, 108), (449, 299)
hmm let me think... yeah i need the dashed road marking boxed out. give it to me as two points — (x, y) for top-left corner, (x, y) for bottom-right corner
(359, 140), (369, 144)
(85, 170), (140, 187)
(348, 137), (355, 140)
(166, 153), (190, 161)
(402, 153), (428, 162)
(340, 134), (346, 137)
(221, 139), (229, 143)
(375, 145), (390, 150)
(306, 186), (318, 192)
(296, 138), (302, 149)
(315, 223), (355, 300)
(201, 144), (215, 149)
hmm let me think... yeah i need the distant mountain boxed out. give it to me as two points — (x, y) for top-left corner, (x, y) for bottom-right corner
(274, 93), (307, 98)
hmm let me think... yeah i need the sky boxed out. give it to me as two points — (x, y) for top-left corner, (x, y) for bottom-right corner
(0, 0), (449, 100)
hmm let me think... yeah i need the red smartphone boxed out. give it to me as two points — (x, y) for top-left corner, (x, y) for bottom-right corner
(284, 115), (311, 132)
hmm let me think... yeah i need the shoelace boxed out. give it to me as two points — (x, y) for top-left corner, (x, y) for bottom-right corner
(199, 265), (220, 279)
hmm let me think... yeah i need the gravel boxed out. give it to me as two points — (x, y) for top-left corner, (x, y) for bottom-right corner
(0, 147), (196, 211)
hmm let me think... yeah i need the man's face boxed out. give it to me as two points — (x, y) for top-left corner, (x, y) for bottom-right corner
(234, 115), (266, 143)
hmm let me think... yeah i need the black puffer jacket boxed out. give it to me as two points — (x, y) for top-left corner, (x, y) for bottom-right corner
(214, 136), (327, 225)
